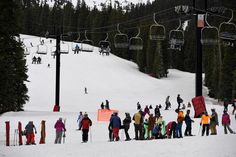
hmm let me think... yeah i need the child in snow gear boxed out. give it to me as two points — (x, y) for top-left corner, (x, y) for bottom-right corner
(133, 110), (144, 140)
(25, 121), (37, 145)
(54, 118), (66, 144)
(222, 110), (235, 134)
(77, 112), (84, 130)
(184, 110), (194, 136)
(79, 113), (92, 142)
(109, 112), (121, 141)
(200, 111), (210, 136)
(177, 94), (183, 110)
(123, 113), (132, 141)
(210, 109), (218, 135)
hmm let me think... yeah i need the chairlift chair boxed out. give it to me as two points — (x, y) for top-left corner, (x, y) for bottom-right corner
(51, 46), (56, 56)
(71, 33), (82, 51)
(169, 19), (184, 51)
(24, 47), (30, 55)
(219, 9), (236, 42)
(81, 30), (94, 52)
(60, 41), (70, 54)
(36, 44), (48, 55)
(149, 13), (166, 40)
(99, 33), (110, 48)
(201, 13), (219, 45)
(114, 24), (129, 49)
(129, 28), (143, 51)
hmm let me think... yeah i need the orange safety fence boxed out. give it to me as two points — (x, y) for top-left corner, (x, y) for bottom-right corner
(97, 109), (119, 121)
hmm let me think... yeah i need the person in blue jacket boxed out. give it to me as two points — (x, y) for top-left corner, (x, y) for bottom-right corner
(109, 112), (121, 141)
(184, 109), (194, 136)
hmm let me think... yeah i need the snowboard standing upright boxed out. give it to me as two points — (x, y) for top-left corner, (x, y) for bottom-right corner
(39, 120), (46, 144)
(18, 122), (23, 145)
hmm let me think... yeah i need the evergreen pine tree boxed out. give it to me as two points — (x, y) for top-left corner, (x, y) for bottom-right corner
(0, 0), (29, 114)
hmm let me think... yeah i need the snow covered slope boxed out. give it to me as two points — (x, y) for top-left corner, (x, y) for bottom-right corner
(0, 34), (235, 157)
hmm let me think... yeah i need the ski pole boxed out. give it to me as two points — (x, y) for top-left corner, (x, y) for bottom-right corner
(198, 124), (202, 136)
(90, 127), (92, 143)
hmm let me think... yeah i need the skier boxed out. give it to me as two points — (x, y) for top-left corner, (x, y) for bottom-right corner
(133, 110), (143, 140)
(32, 56), (37, 64)
(209, 108), (218, 135)
(109, 112), (121, 141)
(200, 111), (210, 136)
(79, 113), (92, 142)
(184, 109), (194, 136)
(165, 96), (171, 110)
(54, 117), (66, 144)
(222, 110), (235, 134)
(25, 121), (37, 145)
(77, 112), (84, 130)
(177, 94), (183, 110)
(123, 113), (132, 141)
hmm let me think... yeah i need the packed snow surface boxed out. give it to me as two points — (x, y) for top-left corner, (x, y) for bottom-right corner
(0, 35), (235, 157)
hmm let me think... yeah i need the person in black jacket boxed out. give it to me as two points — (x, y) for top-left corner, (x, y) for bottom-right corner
(177, 94), (183, 110)
(184, 110), (194, 136)
(123, 113), (132, 141)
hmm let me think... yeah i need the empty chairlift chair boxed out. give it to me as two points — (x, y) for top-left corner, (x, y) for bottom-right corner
(60, 41), (70, 54)
(169, 19), (184, 51)
(219, 9), (236, 46)
(114, 24), (129, 49)
(149, 13), (166, 40)
(36, 44), (48, 55)
(201, 13), (219, 45)
(129, 27), (143, 51)
(81, 30), (94, 52)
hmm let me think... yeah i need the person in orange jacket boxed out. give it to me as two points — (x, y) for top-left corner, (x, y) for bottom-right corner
(200, 111), (210, 136)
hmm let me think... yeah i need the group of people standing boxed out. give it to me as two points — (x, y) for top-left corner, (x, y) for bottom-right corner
(32, 56), (41, 64)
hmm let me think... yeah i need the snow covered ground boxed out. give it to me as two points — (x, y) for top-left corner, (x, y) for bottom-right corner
(0, 34), (236, 157)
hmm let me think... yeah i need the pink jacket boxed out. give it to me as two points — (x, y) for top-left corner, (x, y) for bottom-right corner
(54, 120), (66, 132)
(222, 113), (230, 125)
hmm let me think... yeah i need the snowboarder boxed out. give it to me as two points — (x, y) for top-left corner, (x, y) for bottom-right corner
(54, 117), (66, 144)
(184, 110), (194, 136)
(77, 112), (84, 130)
(209, 108), (218, 135)
(123, 112), (132, 141)
(25, 121), (37, 145)
(222, 110), (235, 134)
(109, 112), (121, 141)
(200, 111), (210, 136)
(177, 94), (183, 110)
(79, 113), (92, 142)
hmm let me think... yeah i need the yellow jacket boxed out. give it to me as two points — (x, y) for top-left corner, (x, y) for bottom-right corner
(133, 112), (143, 125)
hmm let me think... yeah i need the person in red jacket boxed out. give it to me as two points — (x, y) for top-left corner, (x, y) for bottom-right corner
(79, 113), (92, 142)
(222, 110), (235, 134)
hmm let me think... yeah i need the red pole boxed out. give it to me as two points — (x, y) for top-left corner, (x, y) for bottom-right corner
(18, 122), (23, 145)
(5, 121), (10, 146)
